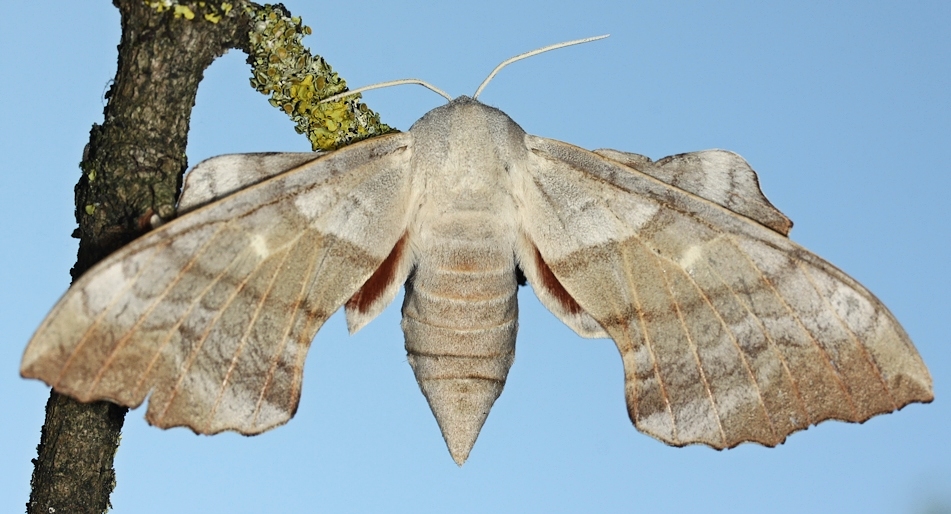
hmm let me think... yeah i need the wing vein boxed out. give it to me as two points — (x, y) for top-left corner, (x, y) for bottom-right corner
(155, 241), (273, 423)
(621, 239), (677, 440)
(85, 223), (232, 395)
(288, 237), (344, 415)
(251, 231), (328, 427)
(55, 238), (169, 389)
(680, 260), (777, 440)
(795, 260), (897, 409)
(699, 253), (810, 427)
(726, 235), (859, 420)
(204, 244), (295, 430)
(130, 229), (263, 400)
(655, 251), (727, 445)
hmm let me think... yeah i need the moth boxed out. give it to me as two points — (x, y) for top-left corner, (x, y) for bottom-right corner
(22, 38), (932, 465)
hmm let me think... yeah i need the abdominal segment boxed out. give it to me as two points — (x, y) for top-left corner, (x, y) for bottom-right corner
(401, 245), (518, 465)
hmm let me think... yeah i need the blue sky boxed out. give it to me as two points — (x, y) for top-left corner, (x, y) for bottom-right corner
(1, 1), (949, 512)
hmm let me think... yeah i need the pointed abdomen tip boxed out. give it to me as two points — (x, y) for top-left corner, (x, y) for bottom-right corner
(415, 376), (505, 466)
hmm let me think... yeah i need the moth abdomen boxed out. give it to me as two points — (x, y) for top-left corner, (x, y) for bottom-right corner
(400, 240), (519, 465)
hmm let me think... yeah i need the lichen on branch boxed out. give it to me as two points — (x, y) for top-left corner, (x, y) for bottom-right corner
(145, 1), (395, 150)
(244, 4), (393, 150)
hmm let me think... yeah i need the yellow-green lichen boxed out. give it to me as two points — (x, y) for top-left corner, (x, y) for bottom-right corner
(174, 5), (195, 19)
(145, 1), (237, 25)
(85, 204), (97, 215)
(145, 0), (173, 12)
(245, 4), (393, 150)
(143, 1), (392, 150)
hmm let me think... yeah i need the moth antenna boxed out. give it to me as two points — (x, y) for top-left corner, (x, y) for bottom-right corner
(320, 79), (453, 104)
(322, 35), (608, 105)
(472, 34), (609, 100)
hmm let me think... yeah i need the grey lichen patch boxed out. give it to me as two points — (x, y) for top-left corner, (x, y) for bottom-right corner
(244, 4), (394, 150)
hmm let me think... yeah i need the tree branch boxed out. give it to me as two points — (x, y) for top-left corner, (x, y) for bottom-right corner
(27, 2), (386, 512)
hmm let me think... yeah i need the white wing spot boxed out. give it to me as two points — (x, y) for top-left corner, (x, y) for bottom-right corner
(251, 234), (270, 258)
(679, 245), (704, 271)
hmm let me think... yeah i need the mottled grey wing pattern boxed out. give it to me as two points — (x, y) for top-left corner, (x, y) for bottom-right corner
(21, 133), (414, 435)
(518, 136), (932, 448)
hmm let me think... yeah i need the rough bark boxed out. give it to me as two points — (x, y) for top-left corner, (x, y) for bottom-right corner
(27, 2), (248, 512)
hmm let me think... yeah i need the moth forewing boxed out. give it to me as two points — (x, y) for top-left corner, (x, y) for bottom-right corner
(517, 134), (932, 448)
(22, 133), (417, 435)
